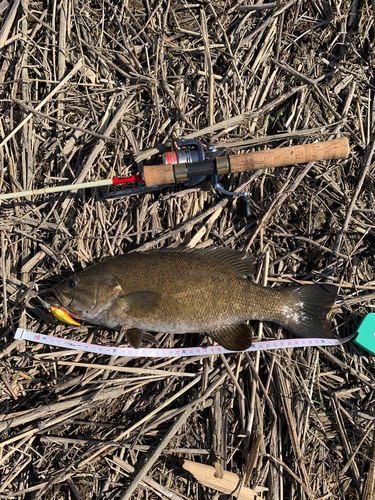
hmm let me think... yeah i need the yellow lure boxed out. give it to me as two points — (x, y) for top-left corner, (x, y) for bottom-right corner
(50, 306), (81, 326)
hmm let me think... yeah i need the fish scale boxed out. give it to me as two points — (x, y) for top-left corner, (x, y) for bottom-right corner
(49, 248), (338, 351)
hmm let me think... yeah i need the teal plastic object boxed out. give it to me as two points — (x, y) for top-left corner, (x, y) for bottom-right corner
(353, 313), (375, 355)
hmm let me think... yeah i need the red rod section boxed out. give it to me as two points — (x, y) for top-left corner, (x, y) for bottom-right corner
(112, 175), (143, 185)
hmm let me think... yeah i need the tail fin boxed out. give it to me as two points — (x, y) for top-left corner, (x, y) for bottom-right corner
(283, 284), (337, 339)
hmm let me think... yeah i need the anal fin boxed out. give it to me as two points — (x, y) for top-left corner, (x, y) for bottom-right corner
(208, 323), (253, 351)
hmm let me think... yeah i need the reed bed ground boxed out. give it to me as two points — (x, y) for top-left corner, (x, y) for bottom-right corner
(0, 0), (375, 498)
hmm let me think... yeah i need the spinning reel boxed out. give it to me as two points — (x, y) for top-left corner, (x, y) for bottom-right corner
(162, 139), (251, 218)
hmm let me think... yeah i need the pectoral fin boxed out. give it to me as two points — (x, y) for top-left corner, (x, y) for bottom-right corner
(209, 323), (253, 351)
(115, 291), (162, 318)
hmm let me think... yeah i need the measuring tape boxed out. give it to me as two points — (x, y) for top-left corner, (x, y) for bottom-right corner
(14, 328), (357, 358)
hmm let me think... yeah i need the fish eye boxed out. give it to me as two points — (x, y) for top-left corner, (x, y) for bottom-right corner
(67, 280), (76, 288)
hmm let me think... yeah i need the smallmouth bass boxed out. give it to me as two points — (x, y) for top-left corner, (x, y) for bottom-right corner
(49, 248), (337, 351)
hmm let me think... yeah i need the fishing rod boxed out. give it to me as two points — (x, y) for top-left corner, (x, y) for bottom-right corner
(0, 137), (349, 214)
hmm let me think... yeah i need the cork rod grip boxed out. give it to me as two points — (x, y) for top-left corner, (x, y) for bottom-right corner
(229, 137), (349, 173)
(143, 163), (175, 187)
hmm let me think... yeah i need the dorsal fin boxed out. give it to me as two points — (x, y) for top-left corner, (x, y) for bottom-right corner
(150, 247), (255, 277)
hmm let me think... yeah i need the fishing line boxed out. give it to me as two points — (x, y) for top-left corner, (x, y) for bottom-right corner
(14, 328), (357, 358)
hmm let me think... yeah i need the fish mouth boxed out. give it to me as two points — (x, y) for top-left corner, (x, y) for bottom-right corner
(40, 293), (83, 321)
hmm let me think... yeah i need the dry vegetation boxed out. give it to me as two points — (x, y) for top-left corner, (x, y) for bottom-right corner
(1, 0), (375, 498)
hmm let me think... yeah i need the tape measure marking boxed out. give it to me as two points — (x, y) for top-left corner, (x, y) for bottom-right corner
(14, 328), (356, 358)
